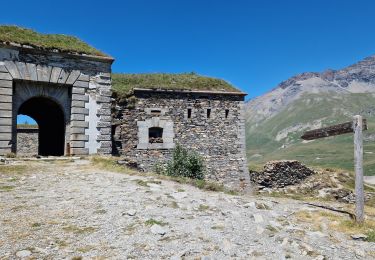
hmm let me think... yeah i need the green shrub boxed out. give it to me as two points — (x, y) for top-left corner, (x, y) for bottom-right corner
(161, 144), (205, 180)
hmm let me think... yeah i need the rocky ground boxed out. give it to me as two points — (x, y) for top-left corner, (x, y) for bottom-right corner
(0, 159), (375, 259)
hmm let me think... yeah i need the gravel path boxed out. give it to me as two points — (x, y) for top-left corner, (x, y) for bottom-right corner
(0, 159), (374, 259)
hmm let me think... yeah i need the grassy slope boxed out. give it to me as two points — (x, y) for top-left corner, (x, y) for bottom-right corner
(112, 73), (241, 97)
(0, 25), (106, 56)
(246, 92), (375, 175)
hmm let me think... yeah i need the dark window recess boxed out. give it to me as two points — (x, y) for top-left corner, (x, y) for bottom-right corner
(187, 108), (192, 119)
(151, 109), (161, 116)
(225, 109), (229, 118)
(207, 109), (211, 118)
(149, 127), (163, 143)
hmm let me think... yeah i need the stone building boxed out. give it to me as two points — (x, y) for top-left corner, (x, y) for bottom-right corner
(0, 30), (113, 156)
(0, 27), (249, 190)
(113, 79), (250, 189)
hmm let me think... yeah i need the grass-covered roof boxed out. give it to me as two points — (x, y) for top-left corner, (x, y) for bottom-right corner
(0, 25), (107, 57)
(112, 73), (242, 97)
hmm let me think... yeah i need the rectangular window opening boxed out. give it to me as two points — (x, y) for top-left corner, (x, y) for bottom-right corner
(207, 109), (211, 119)
(225, 109), (229, 118)
(149, 127), (163, 143)
(187, 108), (192, 119)
(151, 109), (161, 116)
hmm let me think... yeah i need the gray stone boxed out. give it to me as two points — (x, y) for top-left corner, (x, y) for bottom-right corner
(72, 87), (85, 94)
(71, 127), (86, 134)
(253, 214), (264, 223)
(57, 69), (70, 84)
(71, 148), (89, 155)
(0, 102), (12, 110)
(66, 70), (81, 85)
(0, 95), (12, 103)
(16, 250), (32, 258)
(15, 62), (27, 80)
(0, 88), (12, 95)
(36, 64), (52, 82)
(71, 114), (85, 121)
(150, 224), (168, 235)
(50, 67), (62, 83)
(72, 101), (85, 108)
(70, 141), (85, 148)
(125, 209), (137, 216)
(71, 121), (89, 128)
(0, 110), (12, 117)
(4, 61), (20, 78)
(72, 94), (89, 102)
(26, 63), (38, 81)
(0, 72), (12, 80)
(351, 234), (368, 240)
(71, 107), (89, 115)
(70, 134), (89, 141)
(77, 73), (90, 82)
(0, 80), (12, 88)
(171, 192), (188, 200)
(73, 80), (89, 88)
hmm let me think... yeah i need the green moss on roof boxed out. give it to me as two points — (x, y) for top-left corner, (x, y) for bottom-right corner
(0, 25), (107, 57)
(112, 73), (242, 97)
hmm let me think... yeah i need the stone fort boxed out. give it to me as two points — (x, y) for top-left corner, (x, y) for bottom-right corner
(0, 27), (249, 189)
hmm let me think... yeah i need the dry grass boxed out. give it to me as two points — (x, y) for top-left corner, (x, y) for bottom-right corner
(295, 209), (375, 241)
(112, 73), (241, 98)
(0, 25), (106, 56)
(62, 225), (97, 234)
(0, 165), (28, 175)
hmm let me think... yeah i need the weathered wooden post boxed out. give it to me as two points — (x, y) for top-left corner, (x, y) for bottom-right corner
(301, 116), (368, 223)
(353, 115), (364, 223)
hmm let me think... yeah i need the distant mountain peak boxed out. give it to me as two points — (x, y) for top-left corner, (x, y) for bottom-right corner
(246, 53), (375, 174)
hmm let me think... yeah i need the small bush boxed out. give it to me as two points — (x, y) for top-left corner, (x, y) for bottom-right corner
(163, 144), (205, 180)
(366, 230), (375, 242)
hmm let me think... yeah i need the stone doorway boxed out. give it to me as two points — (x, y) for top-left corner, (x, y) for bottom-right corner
(18, 97), (65, 156)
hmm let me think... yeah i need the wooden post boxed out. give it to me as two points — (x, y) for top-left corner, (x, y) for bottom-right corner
(354, 115), (365, 223)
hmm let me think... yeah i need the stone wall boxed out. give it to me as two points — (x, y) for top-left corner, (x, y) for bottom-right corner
(16, 128), (38, 156)
(0, 44), (113, 156)
(114, 89), (250, 190)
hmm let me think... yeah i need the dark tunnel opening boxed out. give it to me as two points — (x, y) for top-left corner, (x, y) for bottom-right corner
(18, 97), (65, 156)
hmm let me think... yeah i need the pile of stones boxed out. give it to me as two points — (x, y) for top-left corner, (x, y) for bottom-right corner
(249, 160), (315, 189)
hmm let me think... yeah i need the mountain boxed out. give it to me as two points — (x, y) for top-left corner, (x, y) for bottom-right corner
(246, 55), (375, 175)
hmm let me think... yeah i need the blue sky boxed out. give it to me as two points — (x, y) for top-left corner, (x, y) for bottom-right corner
(4, 0), (375, 123)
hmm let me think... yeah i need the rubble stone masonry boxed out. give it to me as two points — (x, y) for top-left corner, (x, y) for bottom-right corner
(114, 88), (250, 189)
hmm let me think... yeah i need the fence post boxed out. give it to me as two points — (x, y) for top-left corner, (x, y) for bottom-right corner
(353, 115), (364, 223)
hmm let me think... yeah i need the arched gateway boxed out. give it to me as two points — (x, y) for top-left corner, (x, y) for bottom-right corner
(0, 43), (114, 156)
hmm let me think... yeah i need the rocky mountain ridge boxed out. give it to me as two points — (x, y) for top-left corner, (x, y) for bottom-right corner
(246, 55), (375, 126)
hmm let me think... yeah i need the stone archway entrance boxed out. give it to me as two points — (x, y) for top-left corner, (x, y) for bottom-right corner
(0, 44), (113, 156)
(18, 97), (65, 156)
(13, 81), (71, 156)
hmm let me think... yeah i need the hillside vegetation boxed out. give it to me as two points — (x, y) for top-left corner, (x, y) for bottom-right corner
(0, 25), (106, 56)
(247, 92), (375, 175)
(112, 73), (241, 98)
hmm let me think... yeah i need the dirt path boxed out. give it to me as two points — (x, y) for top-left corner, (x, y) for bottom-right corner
(0, 159), (374, 259)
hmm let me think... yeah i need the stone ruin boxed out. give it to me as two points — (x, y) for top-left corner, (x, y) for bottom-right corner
(249, 160), (315, 189)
